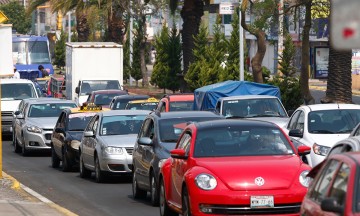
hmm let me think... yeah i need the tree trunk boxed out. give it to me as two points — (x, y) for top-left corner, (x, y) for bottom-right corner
(300, 0), (315, 104)
(321, 46), (352, 103)
(180, 0), (204, 92)
(251, 31), (265, 83)
(76, 12), (90, 42)
(107, 7), (126, 43)
(140, 16), (148, 87)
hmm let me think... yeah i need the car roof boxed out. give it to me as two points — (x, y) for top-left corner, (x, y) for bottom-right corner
(218, 95), (279, 101)
(113, 95), (150, 100)
(162, 94), (194, 101)
(22, 98), (65, 103)
(91, 90), (128, 94)
(0, 79), (35, 84)
(101, 109), (150, 117)
(193, 119), (278, 130)
(150, 111), (221, 120)
(302, 103), (360, 111)
(27, 99), (76, 105)
(128, 97), (159, 104)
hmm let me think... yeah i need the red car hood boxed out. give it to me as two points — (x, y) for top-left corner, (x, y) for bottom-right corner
(195, 155), (302, 191)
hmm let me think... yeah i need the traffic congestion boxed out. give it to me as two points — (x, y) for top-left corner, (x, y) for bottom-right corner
(2, 84), (359, 216)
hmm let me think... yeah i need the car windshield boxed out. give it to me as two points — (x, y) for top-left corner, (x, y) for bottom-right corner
(28, 103), (76, 118)
(1, 83), (37, 100)
(169, 101), (194, 111)
(94, 93), (125, 105)
(100, 115), (146, 136)
(222, 98), (287, 118)
(68, 112), (97, 131)
(159, 117), (221, 143)
(308, 110), (360, 134)
(126, 102), (158, 111)
(12, 41), (51, 65)
(80, 80), (120, 95)
(194, 125), (294, 157)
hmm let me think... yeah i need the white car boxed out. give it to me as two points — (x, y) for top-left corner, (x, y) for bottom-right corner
(284, 104), (360, 167)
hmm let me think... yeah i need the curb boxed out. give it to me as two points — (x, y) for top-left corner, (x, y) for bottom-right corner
(2, 172), (78, 216)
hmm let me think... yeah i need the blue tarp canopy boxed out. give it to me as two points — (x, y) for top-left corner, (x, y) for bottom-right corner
(193, 80), (281, 111)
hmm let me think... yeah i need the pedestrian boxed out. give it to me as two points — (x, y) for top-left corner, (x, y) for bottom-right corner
(13, 66), (20, 79)
(38, 65), (49, 77)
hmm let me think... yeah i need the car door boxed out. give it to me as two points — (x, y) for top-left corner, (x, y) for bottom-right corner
(287, 110), (306, 145)
(15, 103), (29, 145)
(53, 111), (67, 158)
(139, 118), (155, 188)
(170, 132), (192, 207)
(302, 159), (341, 216)
(82, 115), (99, 169)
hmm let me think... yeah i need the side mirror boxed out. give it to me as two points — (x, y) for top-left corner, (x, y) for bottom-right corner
(289, 129), (303, 138)
(170, 149), (188, 159)
(321, 198), (344, 214)
(297, 145), (311, 156)
(138, 137), (153, 146)
(84, 131), (94, 137)
(14, 111), (20, 115)
(16, 114), (24, 119)
(75, 87), (79, 94)
(55, 128), (65, 134)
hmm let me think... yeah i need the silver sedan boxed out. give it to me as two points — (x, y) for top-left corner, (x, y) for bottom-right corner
(79, 110), (149, 183)
(13, 98), (77, 156)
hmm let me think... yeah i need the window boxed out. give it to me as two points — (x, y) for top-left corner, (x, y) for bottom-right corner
(295, 111), (305, 131)
(139, 118), (154, 139)
(160, 102), (166, 112)
(329, 163), (349, 206)
(288, 111), (301, 130)
(310, 159), (340, 203)
(178, 133), (191, 155)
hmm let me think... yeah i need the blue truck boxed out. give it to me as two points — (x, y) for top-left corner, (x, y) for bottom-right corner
(12, 35), (54, 79)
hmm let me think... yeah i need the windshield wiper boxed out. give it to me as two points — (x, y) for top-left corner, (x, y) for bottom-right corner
(226, 116), (246, 119)
(162, 139), (178, 142)
(310, 130), (335, 134)
(337, 129), (353, 134)
(250, 114), (280, 117)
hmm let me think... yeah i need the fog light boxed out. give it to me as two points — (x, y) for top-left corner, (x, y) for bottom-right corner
(199, 204), (212, 213)
(29, 142), (36, 146)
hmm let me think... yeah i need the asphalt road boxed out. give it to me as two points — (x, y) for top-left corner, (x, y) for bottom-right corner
(1, 138), (159, 216)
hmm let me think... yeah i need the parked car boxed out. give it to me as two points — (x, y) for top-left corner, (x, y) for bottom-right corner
(13, 98), (77, 155)
(79, 110), (149, 183)
(300, 152), (360, 216)
(125, 97), (159, 111)
(109, 95), (150, 110)
(160, 119), (312, 216)
(51, 104), (108, 171)
(132, 111), (223, 206)
(155, 93), (194, 112)
(284, 104), (360, 167)
(85, 89), (128, 108)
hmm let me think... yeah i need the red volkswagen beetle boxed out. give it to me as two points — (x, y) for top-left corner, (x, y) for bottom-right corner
(159, 119), (312, 216)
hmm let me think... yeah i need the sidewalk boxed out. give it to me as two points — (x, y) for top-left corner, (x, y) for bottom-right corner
(0, 172), (77, 216)
(308, 79), (360, 96)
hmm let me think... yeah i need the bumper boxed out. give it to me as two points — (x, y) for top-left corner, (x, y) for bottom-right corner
(309, 151), (325, 167)
(186, 186), (306, 216)
(23, 130), (52, 150)
(100, 153), (133, 174)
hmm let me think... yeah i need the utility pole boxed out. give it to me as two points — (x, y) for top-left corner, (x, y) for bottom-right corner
(277, 0), (284, 74)
(68, 11), (71, 42)
(129, 1), (134, 86)
(37, 8), (40, 36)
(239, 2), (244, 81)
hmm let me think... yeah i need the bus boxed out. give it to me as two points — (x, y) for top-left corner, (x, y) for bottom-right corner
(12, 35), (54, 80)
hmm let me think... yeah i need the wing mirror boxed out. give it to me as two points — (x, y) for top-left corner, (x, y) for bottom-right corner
(297, 145), (311, 156)
(289, 129), (303, 138)
(137, 137), (153, 146)
(75, 87), (79, 94)
(170, 149), (188, 159)
(84, 131), (94, 137)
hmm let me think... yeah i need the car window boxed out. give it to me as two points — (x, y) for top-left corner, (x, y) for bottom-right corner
(169, 101), (194, 111)
(100, 115), (146, 136)
(328, 162), (350, 207)
(140, 118), (154, 139)
(92, 117), (99, 134)
(69, 112), (96, 131)
(309, 159), (340, 203)
(56, 112), (66, 128)
(178, 132), (191, 155)
(288, 110), (301, 130)
(159, 101), (166, 112)
(85, 115), (97, 131)
(295, 111), (305, 131)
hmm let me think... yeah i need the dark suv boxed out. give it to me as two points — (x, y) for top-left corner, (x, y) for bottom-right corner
(132, 111), (223, 206)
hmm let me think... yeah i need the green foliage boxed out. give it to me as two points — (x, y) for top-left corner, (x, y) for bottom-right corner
(131, 29), (143, 84)
(278, 32), (296, 77)
(262, 66), (271, 83)
(268, 76), (302, 111)
(166, 24), (182, 92)
(151, 25), (170, 89)
(123, 30), (131, 82)
(53, 30), (67, 69)
(0, 2), (31, 34)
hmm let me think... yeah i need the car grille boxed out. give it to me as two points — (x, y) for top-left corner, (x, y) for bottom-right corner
(125, 147), (133, 155)
(1, 111), (13, 124)
(203, 203), (301, 215)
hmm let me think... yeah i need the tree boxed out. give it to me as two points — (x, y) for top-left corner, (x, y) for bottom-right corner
(53, 30), (67, 69)
(131, 26), (145, 86)
(166, 24), (182, 92)
(123, 29), (131, 83)
(0, 1), (31, 34)
(151, 25), (170, 91)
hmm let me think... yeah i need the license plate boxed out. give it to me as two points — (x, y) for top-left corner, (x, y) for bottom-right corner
(250, 196), (274, 208)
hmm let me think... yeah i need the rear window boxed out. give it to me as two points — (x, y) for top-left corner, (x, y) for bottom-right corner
(169, 101), (194, 111)
(28, 103), (76, 117)
(68, 112), (96, 131)
(1, 83), (37, 99)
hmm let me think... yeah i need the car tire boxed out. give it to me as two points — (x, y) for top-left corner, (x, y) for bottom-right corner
(132, 171), (147, 199)
(159, 178), (177, 216)
(95, 156), (106, 183)
(22, 138), (28, 157)
(13, 136), (21, 153)
(51, 146), (60, 168)
(79, 153), (91, 178)
(62, 148), (71, 172)
(182, 186), (192, 216)
(12, 131), (16, 146)
(150, 172), (159, 206)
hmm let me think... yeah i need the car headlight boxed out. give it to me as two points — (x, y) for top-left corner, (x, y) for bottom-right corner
(313, 143), (330, 156)
(158, 159), (167, 168)
(105, 147), (123, 155)
(27, 125), (42, 133)
(299, 170), (311, 187)
(195, 174), (217, 190)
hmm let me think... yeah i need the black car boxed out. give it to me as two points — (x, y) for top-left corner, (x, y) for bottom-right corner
(109, 94), (150, 110)
(51, 106), (104, 171)
(132, 111), (223, 206)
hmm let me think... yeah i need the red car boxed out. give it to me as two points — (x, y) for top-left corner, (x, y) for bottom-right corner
(301, 152), (360, 216)
(156, 93), (194, 112)
(159, 119), (312, 216)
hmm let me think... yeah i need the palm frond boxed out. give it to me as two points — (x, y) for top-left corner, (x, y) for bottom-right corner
(169, 0), (178, 15)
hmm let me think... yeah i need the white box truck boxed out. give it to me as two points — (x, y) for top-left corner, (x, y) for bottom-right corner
(0, 24), (13, 76)
(65, 42), (123, 106)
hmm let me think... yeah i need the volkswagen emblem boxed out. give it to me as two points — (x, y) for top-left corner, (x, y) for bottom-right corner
(254, 177), (265, 186)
